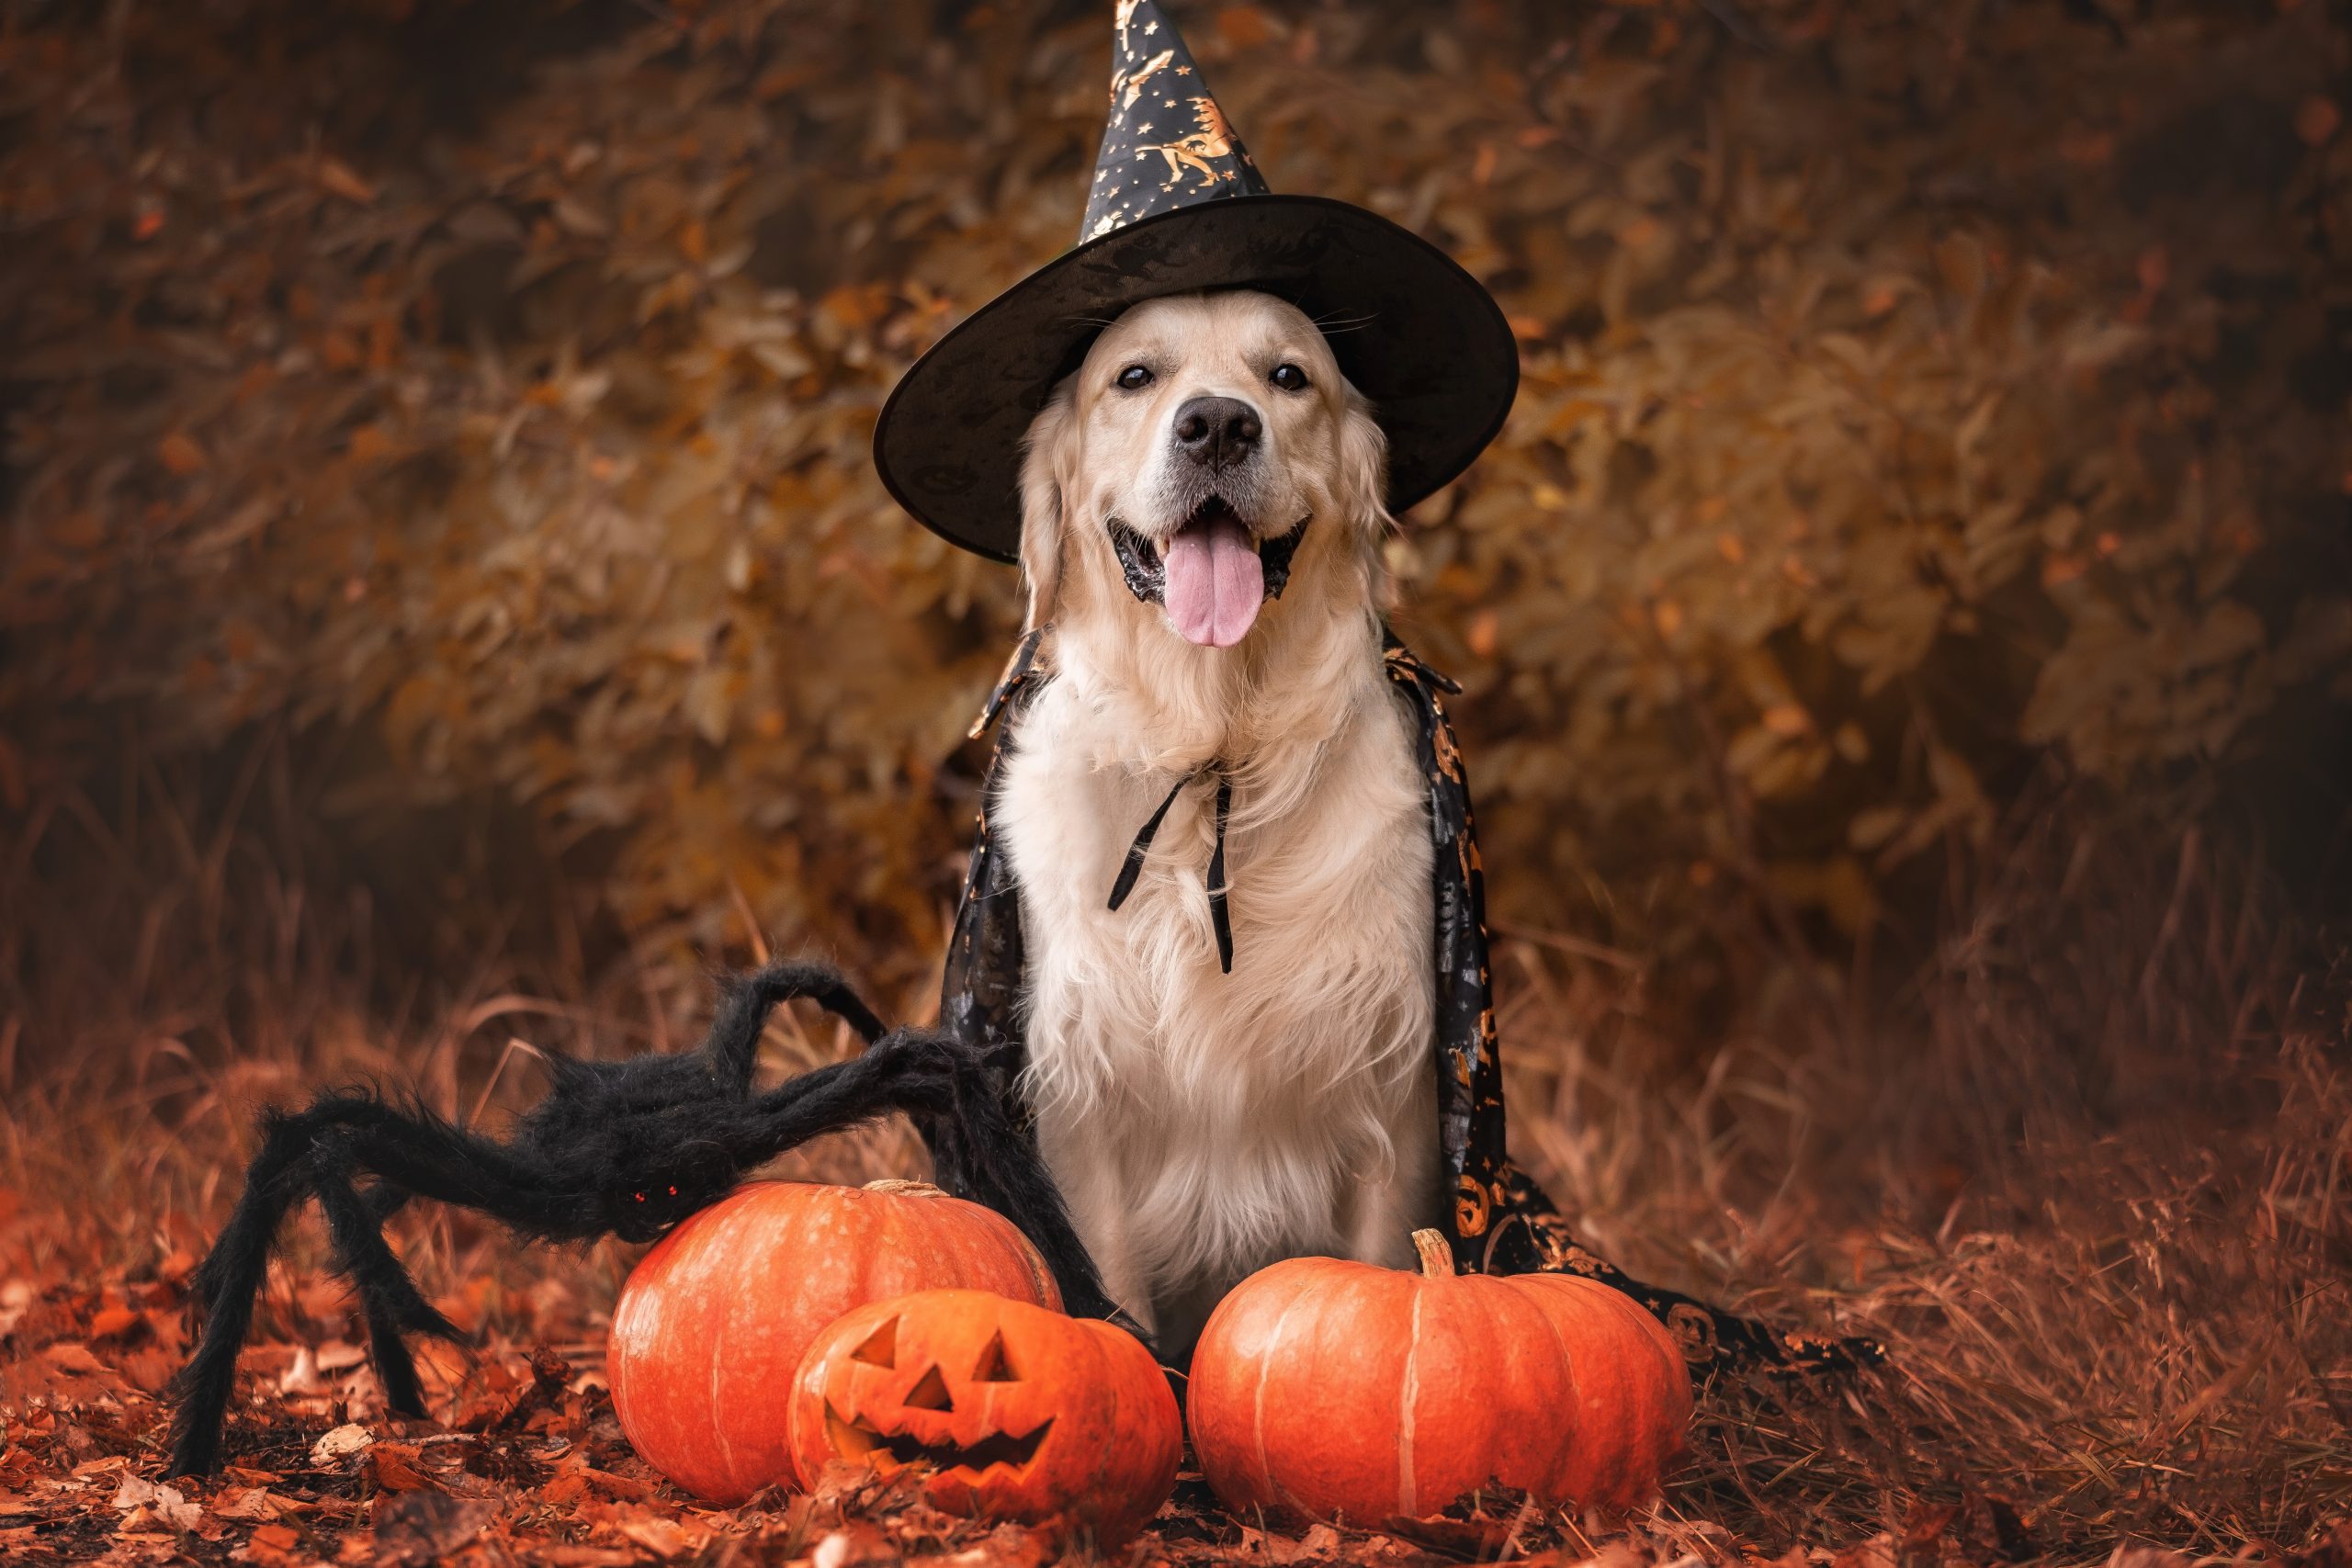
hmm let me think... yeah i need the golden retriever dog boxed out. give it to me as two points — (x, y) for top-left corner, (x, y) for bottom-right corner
(993, 290), (1441, 1352)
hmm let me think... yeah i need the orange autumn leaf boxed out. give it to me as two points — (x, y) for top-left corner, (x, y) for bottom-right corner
(155, 432), (208, 475)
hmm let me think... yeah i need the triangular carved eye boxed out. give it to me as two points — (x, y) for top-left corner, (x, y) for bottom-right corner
(971, 1331), (1018, 1382)
(851, 1318), (898, 1369)
(902, 1366), (955, 1411)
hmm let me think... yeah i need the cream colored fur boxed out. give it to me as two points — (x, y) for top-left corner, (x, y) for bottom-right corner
(991, 292), (1440, 1350)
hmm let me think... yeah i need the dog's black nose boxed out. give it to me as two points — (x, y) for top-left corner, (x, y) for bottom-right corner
(1171, 396), (1261, 469)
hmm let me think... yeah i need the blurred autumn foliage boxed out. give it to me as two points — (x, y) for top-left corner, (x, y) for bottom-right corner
(4, 0), (2348, 1016)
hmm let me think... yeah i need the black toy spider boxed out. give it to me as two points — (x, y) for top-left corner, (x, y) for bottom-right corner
(166, 959), (1109, 1479)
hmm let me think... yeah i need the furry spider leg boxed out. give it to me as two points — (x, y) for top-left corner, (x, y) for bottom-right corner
(930, 1055), (1116, 1321)
(713, 1022), (1110, 1315)
(789, 1029), (1116, 1322)
(171, 1105), (325, 1476)
(169, 1094), (580, 1479)
(702, 960), (888, 1078)
(310, 1129), (468, 1418)
(693, 965), (1109, 1315)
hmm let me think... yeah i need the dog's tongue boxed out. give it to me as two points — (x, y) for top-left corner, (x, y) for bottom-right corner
(1163, 515), (1263, 648)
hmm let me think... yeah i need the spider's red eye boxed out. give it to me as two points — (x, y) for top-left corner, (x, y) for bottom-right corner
(633, 1191), (646, 1203)
(666, 1185), (678, 1197)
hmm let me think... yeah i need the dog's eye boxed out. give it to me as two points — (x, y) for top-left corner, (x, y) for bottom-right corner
(1115, 365), (1154, 391)
(1269, 363), (1310, 392)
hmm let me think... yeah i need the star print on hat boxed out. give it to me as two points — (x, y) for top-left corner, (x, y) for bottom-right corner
(1083, 0), (1268, 240)
(874, 0), (1520, 563)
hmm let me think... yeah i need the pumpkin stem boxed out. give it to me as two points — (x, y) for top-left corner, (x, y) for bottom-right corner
(1411, 1229), (1455, 1279)
(863, 1179), (946, 1199)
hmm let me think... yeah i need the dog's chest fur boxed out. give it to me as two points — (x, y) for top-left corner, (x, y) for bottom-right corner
(993, 637), (1438, 1337)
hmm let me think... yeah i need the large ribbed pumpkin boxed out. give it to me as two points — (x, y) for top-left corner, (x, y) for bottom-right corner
(1187, 1230), (1690, 1525)
(606, 1179), (1060, 1504)
(787, 1289), (1181, 1548)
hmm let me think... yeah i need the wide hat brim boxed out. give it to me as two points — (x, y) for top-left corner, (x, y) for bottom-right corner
(874, 194), (1520, 564)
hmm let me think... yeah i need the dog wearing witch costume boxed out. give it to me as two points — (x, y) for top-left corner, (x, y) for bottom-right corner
(995, 291), (1438, 1348)
(877, 1), (1871, 1371)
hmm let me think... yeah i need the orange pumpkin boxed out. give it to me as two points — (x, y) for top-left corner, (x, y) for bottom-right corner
(787, 1289), (1181, 1547)
(607, 1179), (1059, 1504)
(1187, 1229), (1690, 1525)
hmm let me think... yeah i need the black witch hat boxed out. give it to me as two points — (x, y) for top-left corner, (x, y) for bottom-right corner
(874, 0), (1520, 563)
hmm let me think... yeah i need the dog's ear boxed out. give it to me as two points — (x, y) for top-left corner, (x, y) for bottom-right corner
(1336, 386), (1394, 539)
(1017, 379), (1079, 635)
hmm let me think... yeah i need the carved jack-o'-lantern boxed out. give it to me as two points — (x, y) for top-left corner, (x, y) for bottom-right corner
(786, 1289), (1180, 1547)
(607, 1179), (1060, 1505)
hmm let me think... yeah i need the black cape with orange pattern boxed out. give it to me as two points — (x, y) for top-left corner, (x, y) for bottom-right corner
(933, 627), (1873, 1379)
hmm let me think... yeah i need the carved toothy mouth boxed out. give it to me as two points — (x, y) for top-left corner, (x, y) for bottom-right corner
(824, 1404), (1055, 1478)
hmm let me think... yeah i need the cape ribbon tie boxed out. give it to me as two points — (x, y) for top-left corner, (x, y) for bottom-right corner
(1105, 764), (1235, 975)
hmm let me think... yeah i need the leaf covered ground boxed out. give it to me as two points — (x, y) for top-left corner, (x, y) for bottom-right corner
(3, 1126), (2350, 1568)
(3, 877), (2347, 1568)
(6, 1239), (2338, 1568)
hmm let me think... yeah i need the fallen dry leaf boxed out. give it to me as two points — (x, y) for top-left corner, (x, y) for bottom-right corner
(310, 1423), (375, 1466)
(614, 1508), (708, 1560)
(42, 1341), (104, 1375)
(277, 1346), (331, 1397)
(211, 1485), (283, 1522)
(243, 1520), (306, 1564)
(315, 1340), (368, 1374)
(809, 1521), (902, 1568)
(110, 1472), (202, 1532)
(370, 1490), (492, 1567)
(362, 1442), (440, 1494)
(0, 1280), (29, 1339)
(87, 1305), (142, 1339)
(153, 430), (209, 475)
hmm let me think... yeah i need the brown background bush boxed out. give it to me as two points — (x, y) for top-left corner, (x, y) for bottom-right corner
(4, 0), (2346, 1019)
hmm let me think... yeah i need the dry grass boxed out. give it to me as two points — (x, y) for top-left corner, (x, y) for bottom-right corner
(0, 743), (922, 1355)
(2, 749), (2346, 1564)
(1497, 783), (2352, 1560)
